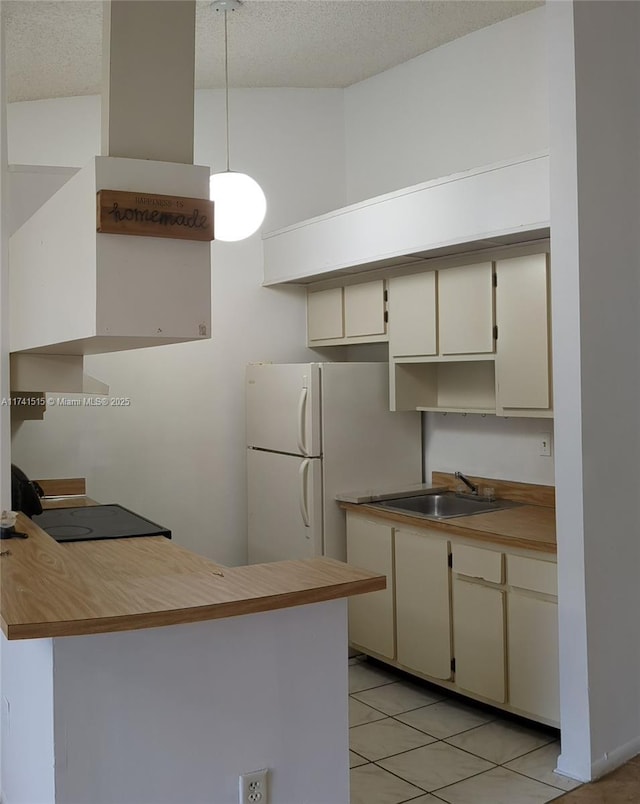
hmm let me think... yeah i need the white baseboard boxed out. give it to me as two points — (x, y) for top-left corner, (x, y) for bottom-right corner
(557, 735), (640, 782)
(590, 735), (640, 780)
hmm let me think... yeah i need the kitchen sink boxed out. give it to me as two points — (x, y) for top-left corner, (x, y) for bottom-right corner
(369, 491), (522, 520)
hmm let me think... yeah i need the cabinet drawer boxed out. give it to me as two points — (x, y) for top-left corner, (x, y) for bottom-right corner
(507, 555), (557, 596)
(452, 543), (503, 583)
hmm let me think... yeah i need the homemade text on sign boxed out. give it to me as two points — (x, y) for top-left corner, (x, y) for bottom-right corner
(97, 190), (215, 241)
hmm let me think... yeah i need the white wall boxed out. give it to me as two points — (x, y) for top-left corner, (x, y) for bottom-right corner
(1, 601), (350, 804)
(549, 0), (640, 781)
(424, 414), (554, 486)
(344, 6), (554, 489)
(8, 165), (78, 235)
(10, 89), (345, 566)
(0, 0), (11, 513)
(7, 96), (101, 167)
(1, 637), (55, 804)
(9, 9), (554, 573)
(344, 7), (548, 203)
(52, 601), (349, 804)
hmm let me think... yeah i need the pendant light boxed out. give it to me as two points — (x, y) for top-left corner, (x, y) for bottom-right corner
(209, 0), (267, 241)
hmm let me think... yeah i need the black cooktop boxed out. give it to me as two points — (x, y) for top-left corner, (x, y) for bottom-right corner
(32, 504), (172, 543)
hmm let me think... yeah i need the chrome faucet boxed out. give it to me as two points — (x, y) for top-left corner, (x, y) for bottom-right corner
(454, 471), (478, 496)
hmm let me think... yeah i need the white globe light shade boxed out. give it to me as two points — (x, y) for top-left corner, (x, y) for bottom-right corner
(209, 171), (267, 242)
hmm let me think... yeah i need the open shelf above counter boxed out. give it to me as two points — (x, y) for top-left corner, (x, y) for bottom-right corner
(392, 358), (497, 414)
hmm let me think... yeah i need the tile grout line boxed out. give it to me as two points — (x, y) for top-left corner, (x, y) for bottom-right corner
(349, 698), (444, 722)
(439, 732), (558, 765)
(366, 758), (432, 796)
(501, 764), (575, 794)
(349, 663), (569, 802)
(350, 724), (570, 797)
(366, 752), (503, 799)
(385, 708), (495, 739)
(351, 735), (568, 800)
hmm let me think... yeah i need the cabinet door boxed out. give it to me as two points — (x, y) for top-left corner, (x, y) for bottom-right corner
(388, 272), (437, 357)
(395, 529), (451, 679)
(344, 280), (386, 338)
(495, 253), (550, 410)
(508, 592), (560, 723)
(307, 287), (343, 342)
(452, 577), (505, 702)
(346, 514), (394, 658)
(439, 263), (494, 355)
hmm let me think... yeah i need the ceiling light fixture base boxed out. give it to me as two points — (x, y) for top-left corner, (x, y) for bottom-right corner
(211, 0), (243, 13)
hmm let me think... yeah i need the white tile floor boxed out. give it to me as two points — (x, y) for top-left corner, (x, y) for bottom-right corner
(348, 656), (581, 804)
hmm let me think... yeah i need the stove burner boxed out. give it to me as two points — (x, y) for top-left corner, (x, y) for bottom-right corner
(32, 505), (171, 543)
(46, 525), (93, 538)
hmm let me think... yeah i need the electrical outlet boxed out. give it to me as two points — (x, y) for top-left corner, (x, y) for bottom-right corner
(537, 432), (552, 457)
(239, 768), (269, 804)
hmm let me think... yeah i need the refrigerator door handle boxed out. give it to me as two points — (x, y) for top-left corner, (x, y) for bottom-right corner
(297, 386), (309, 457)
(298, 458), (311, 530)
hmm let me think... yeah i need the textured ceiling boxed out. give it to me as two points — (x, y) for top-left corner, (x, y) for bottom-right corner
(4, 0), (543, 103)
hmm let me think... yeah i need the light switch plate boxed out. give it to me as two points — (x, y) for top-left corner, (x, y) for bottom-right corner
(537, 432), (552, 457)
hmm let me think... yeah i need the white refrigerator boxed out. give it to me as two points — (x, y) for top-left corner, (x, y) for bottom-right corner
(246, 362), (422, 563)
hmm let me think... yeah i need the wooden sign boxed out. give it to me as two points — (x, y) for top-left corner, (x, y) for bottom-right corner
(97, 190), (215, 241)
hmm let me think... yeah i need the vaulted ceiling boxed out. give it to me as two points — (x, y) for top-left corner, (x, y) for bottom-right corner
(4, 0), (542, 103)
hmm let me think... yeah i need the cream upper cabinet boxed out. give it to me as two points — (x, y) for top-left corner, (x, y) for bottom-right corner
(389, 252), (552, 416)
(388, 272), (437, 357)
(495, 253), (551, 414)
(389, 264), (496, 414)
(344, 281), (386, 338)
(395, 528), (451, 680)
(438, 263), (495, 355)
(307, 280), (387, 346)
(307, 287), (344, 342)
(346, 514), (395, 659)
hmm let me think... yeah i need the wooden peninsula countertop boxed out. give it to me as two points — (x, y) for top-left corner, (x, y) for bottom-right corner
(1, 496), (384, 641)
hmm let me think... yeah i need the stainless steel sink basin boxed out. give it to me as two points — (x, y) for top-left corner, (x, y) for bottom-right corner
(369, 492), (521, 521)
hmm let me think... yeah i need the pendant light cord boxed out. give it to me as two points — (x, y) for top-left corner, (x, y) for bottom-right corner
(223, 10), (231, 172)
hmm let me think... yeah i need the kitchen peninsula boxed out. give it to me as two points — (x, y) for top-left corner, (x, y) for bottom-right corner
(1, 492), (383, 804)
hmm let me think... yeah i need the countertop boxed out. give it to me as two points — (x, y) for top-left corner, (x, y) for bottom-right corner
(1, 497), (385, 641)
(339, 472), (557, 555)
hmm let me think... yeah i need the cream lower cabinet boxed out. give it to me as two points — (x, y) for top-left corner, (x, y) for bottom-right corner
(452, 578), (506, 703)
(507, 554), (560, 723)
(346, 510), (559, 726)
(346, 514), (395, 659)
(395, 528), (452, 680)
(451, 542), (506, 702)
